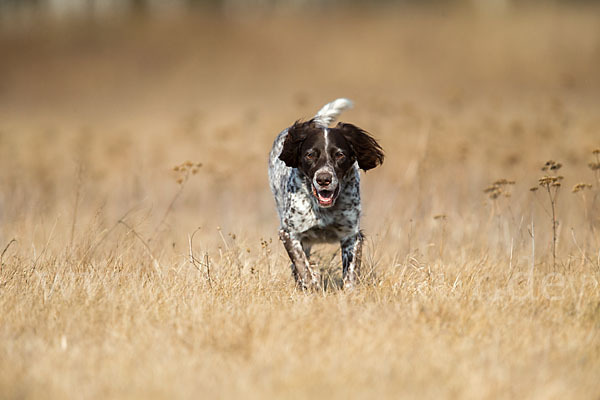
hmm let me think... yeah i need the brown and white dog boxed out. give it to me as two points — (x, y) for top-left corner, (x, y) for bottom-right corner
(268, 99), (384, 290)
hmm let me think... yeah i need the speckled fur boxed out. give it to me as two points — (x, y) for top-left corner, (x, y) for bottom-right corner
(268, 99), (382, 290)
(269, 129), (361, 243)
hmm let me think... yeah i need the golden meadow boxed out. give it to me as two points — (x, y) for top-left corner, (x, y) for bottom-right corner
(1, 4), (599, 399)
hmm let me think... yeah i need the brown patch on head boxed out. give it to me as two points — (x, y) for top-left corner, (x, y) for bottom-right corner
(280, 120), (384, 174)
(278, 119), (321, 168)
(335, 122), (384, 171)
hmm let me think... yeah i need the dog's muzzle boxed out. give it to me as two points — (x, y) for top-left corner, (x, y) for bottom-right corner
(312, 170), (340, 207)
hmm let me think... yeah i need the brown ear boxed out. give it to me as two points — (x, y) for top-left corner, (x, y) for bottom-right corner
(336, 122), (384, 171)
(279, 120), (312, 168)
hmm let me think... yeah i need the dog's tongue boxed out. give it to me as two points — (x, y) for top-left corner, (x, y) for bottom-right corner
(317, 191), (334, 206)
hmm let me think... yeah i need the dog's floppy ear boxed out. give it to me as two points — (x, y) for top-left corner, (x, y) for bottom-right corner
(336, 122), (384, 171)
(279, 120), (312, 168)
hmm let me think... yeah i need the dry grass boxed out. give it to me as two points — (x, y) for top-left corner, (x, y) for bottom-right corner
(1, 5), (600, 399)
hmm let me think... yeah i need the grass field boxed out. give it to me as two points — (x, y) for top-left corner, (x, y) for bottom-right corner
(1, 4), (600, 399)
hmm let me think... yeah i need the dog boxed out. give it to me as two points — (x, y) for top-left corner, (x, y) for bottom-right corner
(268, 98), (384, 290)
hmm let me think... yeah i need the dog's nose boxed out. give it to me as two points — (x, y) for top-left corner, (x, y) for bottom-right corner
(316, 173), (332, 187)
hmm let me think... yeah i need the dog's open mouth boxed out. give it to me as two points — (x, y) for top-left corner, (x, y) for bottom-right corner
(312, 186), (340, 207)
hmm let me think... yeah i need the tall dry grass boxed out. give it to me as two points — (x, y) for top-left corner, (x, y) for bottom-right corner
(1, 5), (600, 399)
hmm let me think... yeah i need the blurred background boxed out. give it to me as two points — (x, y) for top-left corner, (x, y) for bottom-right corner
(1, 0), (599, 19)
(1, 0), (599, 252)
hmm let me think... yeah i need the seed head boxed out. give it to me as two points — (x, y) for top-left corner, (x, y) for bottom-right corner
(572, 183), (593, 193)
(542, 160), (562, 172)
(538, 175), (562, 187)
(493, 178), (515, 185)
(484, 178), (515, 199)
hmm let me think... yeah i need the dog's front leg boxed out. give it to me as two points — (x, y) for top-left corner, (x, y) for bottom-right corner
(279, 229), (321, 290)
(341, 233), (363, 290)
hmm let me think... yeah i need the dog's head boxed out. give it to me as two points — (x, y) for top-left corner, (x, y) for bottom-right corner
(279, 120), (384, 208)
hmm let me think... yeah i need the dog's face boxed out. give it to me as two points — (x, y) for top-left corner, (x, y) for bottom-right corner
(279, 120), (384, 208)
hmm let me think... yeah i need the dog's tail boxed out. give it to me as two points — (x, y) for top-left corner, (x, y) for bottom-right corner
(312, 98), (354, 127)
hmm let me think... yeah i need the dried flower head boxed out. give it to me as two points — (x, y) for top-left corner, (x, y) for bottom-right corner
(433, 214), (447, 220)
(493, 178), (515, 186)
(572, 183), (593, 193)
(172, 160), (203, 184)
(484, 178), (515, 199)
(542, 160), (562, 172)
(534, 161), (563, 268)
(538, 175), (563, 187)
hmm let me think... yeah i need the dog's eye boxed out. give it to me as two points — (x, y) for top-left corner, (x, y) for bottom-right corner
(305, 152), (316, 161)
(335, 152), (345, 161)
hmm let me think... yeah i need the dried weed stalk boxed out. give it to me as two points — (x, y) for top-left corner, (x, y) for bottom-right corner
(588, 148), (600, 187)
(484, 178), (516, 253)
(530, 160), (563, 268)
(188, 227), (212, 287)
(484, 178), (515, 218)
(586, 149), (600, 224)
(572, 182), (593, 222)
(154, 160), (203, 239)
(433, 214), (447, 258)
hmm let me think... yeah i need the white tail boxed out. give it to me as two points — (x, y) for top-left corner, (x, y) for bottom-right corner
(312, 98), (354, 127)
